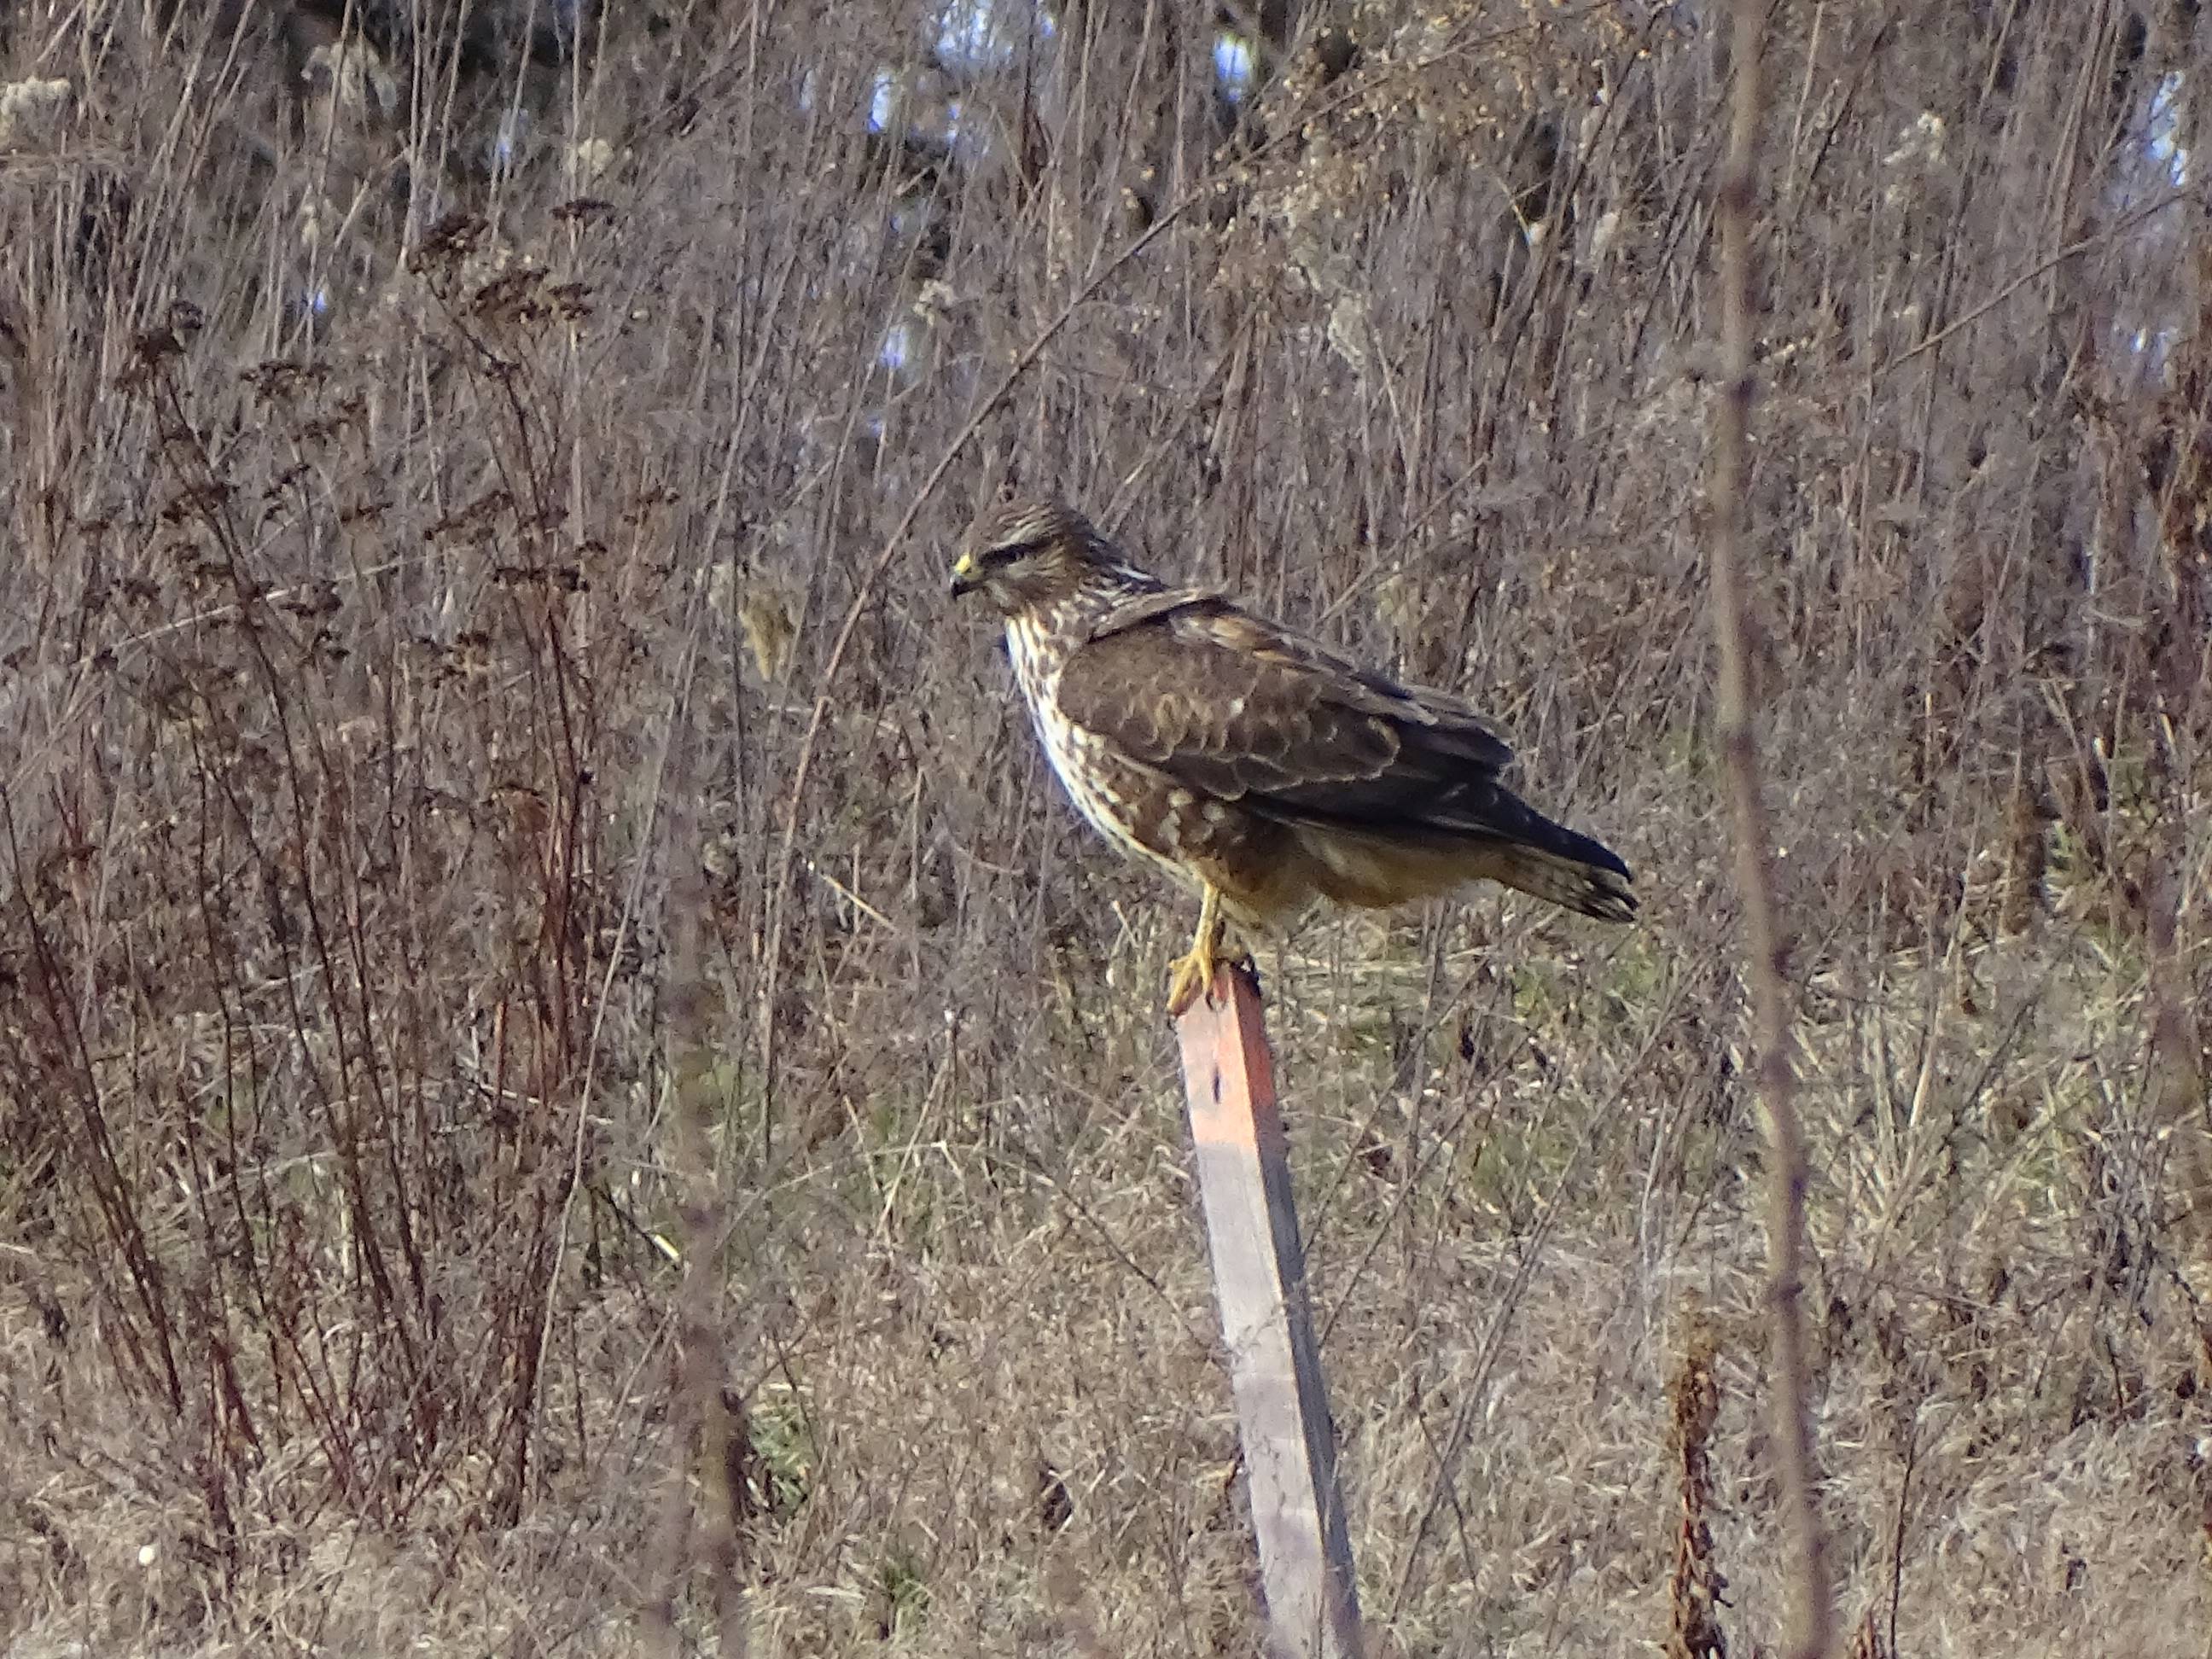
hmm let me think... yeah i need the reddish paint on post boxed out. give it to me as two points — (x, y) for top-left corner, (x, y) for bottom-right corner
(1175, 962), (1363, 1659)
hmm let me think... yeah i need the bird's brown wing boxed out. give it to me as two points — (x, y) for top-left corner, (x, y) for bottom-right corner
(1064, 589), (1513, 813)
(1056, 591), (1634, 919)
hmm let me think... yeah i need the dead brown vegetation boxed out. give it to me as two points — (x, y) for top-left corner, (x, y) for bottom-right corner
(1, 1), (2209, 1654)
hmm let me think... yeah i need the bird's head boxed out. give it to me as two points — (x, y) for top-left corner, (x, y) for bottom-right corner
(949, 497), (1115, 615)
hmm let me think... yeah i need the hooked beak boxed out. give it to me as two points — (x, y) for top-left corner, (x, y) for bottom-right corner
(949, 551), (982, 598)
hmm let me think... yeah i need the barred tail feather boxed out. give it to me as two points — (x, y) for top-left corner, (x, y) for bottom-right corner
(1440, 787), (1635, 922)
(1482, 839), (1637, 922)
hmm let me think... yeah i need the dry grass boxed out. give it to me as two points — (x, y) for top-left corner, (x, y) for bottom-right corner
(2, 1), (2209, 1654)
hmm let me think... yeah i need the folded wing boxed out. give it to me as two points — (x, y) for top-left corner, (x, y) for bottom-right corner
(1054, 592), (1634, 920)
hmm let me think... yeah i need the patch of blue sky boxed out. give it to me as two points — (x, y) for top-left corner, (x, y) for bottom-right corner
(1214, 32), (1255, 105)
(2130, 325), (2176, 376)
(489, 109), (528, 173)
(945, 97), (1002, 166)
(2105, 73), (2194, 227)
(2145, 71), (2187, 184)
(2115, 72), (2188, 211)
(935, 0), (1055, 74)
(867, 71), (965, 154)
(879, 318), (919, 375)
(2111, 71), (2189, 374)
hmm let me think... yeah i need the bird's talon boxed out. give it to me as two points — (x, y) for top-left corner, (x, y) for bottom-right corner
(1166, 937), (1254, 1018)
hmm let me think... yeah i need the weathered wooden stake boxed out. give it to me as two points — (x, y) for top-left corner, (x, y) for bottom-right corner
(1176, 962), (1363, 1659)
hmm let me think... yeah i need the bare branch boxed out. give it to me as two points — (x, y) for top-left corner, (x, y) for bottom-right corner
(1708, 4), (1834, 1657)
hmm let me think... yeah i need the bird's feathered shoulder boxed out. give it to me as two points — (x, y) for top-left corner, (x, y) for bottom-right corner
(1055, 591), (1516, 812)
(1086, 585), (1225, 637)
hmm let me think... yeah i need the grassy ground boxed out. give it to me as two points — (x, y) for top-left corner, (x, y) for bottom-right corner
(3, 2), (2209, 1654)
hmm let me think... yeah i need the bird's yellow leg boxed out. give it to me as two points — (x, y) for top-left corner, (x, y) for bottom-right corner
(1166, 884), (1240, 1016)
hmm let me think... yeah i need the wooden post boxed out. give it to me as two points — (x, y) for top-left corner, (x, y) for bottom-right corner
(1176, 962), (1363, 1659)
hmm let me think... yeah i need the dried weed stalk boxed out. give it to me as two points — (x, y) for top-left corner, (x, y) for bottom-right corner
(649, 650), (752, 1659)
(1844, 1604), (1895, 1659)
(1666, 1314), (1728, 1659)
(1708, 2), (1832, 1656)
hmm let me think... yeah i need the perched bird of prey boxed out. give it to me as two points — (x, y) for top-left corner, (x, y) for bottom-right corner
(950, 498), (1635, 1014)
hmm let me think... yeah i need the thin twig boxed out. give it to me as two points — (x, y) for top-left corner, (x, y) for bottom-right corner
(1709, 5), (1834, 1658)
(1875, 188), (2195, 381)
(643, 620), (752, 1659)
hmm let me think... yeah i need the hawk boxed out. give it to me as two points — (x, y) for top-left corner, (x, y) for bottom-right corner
(951, 498), (1635, 1014)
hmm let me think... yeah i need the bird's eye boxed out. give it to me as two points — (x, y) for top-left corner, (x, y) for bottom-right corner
(981, 537), (1043, 568)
